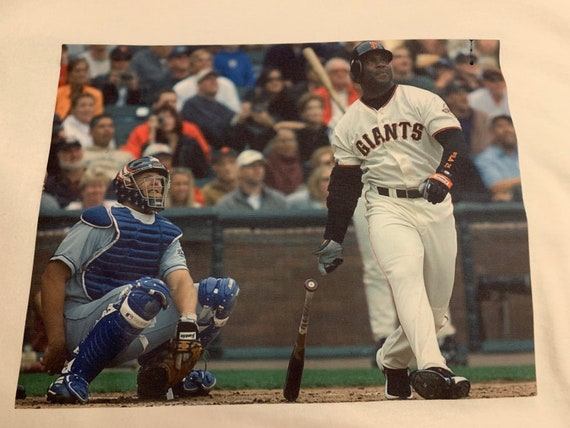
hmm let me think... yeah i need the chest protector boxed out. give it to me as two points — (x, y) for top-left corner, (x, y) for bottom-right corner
(81, 206), (182, 300)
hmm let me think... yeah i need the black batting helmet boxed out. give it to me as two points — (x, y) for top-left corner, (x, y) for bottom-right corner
(349, 41), (393, 83)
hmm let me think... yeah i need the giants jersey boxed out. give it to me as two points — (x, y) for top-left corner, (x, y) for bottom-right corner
(331, 84), (461, 189)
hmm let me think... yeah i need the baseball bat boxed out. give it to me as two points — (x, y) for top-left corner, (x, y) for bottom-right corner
(302, 47), (346, 114)
(283, 278), (319, 402)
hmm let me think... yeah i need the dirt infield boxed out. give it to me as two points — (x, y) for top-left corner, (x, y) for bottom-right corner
(15, 381), (536, 408)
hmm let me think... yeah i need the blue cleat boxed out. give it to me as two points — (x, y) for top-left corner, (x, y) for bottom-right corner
(46, 374), (89, 404)
(173, 370), (217, 397)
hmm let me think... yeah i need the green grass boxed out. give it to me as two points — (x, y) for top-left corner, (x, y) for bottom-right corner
(17, 365), (536, 398)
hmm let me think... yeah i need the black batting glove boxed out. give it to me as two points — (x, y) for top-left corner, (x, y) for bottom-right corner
(313, 239), (344, 275)
(419, 173), (453, 204)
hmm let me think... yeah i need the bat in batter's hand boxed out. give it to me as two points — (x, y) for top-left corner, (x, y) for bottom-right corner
(283, 278), (319, 402)
(302, 47), (346, 114)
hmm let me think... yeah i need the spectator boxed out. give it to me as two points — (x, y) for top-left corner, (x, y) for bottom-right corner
(263, 128), (305, 196)
(121, 88), (211, 161)
(180, 69), (238, 151)
(243, 67), (300, 123)
(142, 143), (174, 172)
(145, 103), (212, 179)
(129, 45), (175, 105)
(308, 145), (334, 169)
(54, 57), (104, 120)
(165, 167), (204, 208)
(468, 68), (510, 118)
(291, 92), (331, 164)
(321, 41), (362, 62)
(65, 166), (115, 210)
(474, 115), (521, 201)
(431, 58), (457, 93)
(405, 39), (450, 71)
(91, 46), (143, 106)
(216, 149), (287, 211)
(174, 48), (241, 113)
(313, 57), (360, 128)
(229, 93), (278, 152)
(44, 139), (86, 209)
(453, 53), (482, 92)
(262, 43), (329, 86)
(78, 45), (111, 80)
(441, 83), (491, 202)
(166, 46), (194, 86)
(231, 66), (304, 152)
(286, 164), (332, 209)
(213, 45), (257, 89)
(83, 114), (133, 180)
(442, 83), (492, 155)
(390, 45), (436, 92)
(290, 63), (323, 102)
(62, 93), (97, 147)
(201, 147), (239, 206)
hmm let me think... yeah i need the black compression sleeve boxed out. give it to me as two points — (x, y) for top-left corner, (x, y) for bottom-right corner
(433, 128), (469, 178)
(324, 165), (363, 243)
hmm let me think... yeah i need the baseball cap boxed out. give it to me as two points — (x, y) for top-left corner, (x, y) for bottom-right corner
(196, 68), (219, 83)
(168, 46), (191, 59)
(58, 138), (82, 151)
(212, 147), (238, 164)
(236, 149), (265, 168)
(143, 143), (172, 158)
(110, 46), (134, 61)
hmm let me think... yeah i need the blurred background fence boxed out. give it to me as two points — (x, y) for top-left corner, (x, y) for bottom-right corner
(26, 201), (532, 360)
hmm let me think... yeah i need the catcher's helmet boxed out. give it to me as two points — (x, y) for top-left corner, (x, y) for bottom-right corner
(114, 156), (170, 213)
(350, 41), (393, 83)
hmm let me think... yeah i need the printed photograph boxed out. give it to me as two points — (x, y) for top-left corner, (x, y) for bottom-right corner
(16, 39), (535, 408)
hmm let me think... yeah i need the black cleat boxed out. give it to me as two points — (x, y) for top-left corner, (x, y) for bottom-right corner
(410, 367), (470, 400)
(382, 366), (413, 400)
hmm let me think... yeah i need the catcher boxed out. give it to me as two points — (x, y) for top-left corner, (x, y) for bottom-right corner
(40, 156), (239, 404)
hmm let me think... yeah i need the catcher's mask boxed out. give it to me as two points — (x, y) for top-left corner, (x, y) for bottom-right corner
(350, 41), (393, 83)
(114, 156), (170, 213)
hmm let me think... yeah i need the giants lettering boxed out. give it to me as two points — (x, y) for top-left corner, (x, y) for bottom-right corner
(355, 122), (424, 156)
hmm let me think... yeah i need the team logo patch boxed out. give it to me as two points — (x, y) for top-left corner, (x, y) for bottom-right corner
(442, 102), (451, 113)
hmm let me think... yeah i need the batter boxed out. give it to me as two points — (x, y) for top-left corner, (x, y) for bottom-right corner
(314, 41), (471, 400)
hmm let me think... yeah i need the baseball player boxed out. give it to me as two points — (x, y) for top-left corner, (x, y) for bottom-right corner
(314, 41), (470, 400)
(40, 156), (239, 404)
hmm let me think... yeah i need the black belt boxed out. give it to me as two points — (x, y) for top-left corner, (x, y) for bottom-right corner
(377, 186), (422, 199)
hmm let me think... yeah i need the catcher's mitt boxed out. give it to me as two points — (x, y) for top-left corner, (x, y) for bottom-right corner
(137, 339), (203, 399)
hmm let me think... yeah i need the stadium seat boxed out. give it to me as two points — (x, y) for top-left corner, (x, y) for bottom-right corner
(105, 105), (151, 147)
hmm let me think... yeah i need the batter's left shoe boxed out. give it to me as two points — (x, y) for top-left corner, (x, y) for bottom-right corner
(382, 366), (413, 400)
(410, 367), (470, 400)
(172, 370), (217, 397)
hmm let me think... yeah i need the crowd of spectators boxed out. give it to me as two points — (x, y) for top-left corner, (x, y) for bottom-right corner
(42, 39), (521, 215)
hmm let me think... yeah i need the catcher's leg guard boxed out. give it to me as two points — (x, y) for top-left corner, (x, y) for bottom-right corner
(47, 281), (168, 404)
(197, 277), (239, 348)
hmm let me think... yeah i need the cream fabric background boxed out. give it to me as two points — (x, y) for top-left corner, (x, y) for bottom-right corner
(1, 0), (568, 426)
